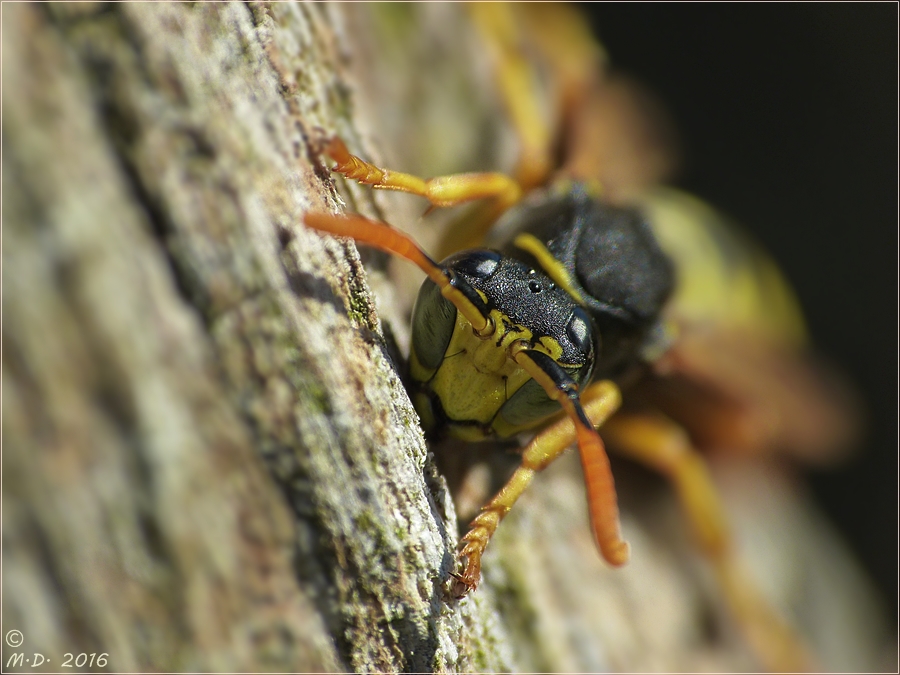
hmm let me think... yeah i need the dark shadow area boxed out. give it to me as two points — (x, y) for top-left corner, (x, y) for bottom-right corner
(584, 3), (897, 619)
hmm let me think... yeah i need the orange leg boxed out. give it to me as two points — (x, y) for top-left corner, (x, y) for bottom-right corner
(469, 3), (608, 190)
(456, 378), (626, 593)
(601, 412), (816, 673)
(467, 3), (554, 191)
(430, 3), (560, 258)
(515, 3), (607, 117)
(435, 4), (611, 257)
(323, 136), (524, 260)
(324, 137), (522, 212)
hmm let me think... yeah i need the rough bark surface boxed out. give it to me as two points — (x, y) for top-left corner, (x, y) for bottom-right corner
(3, 3), (889, 674)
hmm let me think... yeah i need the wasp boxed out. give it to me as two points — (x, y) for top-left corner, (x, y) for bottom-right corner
(304, 4), (855, 671)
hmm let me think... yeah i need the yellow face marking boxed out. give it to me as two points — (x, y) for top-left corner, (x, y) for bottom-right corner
(426, 307), (567, 436)
(512, 233), (587, 305)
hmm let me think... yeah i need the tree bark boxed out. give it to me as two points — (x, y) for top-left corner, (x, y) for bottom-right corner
(3, 3), (889, 673)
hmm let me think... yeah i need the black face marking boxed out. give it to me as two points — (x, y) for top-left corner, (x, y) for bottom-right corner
(453, 249), (502, 279)
(494, 319), (527, 347)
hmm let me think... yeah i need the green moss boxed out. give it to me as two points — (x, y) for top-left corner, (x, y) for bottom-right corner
(469, 637), (492, 672)
(297, 377), (332, 417)
(352, 507), (379, 535)
(346, 288), (372, 327)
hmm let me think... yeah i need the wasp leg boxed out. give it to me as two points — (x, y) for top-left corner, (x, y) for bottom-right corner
(478, 3), (608, 177)
(434, 3), (561, 259)
(600, 412), (816, 673)
(324, 137), (521, 212)
(469, 3), (608, 188)
(456, 377), (626, 595)
(515, 3), (607, 123)
(468, 3), (554, 191)
(435, 4), (609, 259)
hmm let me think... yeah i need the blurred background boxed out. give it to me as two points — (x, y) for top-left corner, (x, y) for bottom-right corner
(585, 3), (897, 622)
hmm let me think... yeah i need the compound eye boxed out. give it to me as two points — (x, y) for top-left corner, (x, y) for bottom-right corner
(566, 307), (594, 356)
(453, 250), (502, 279)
